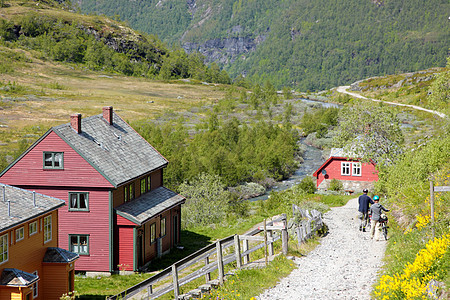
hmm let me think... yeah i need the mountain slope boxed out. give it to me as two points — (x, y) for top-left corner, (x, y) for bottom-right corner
(74, 0), (450, 91)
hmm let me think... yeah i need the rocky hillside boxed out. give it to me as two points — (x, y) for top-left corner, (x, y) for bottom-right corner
(74, 0), (449, 91)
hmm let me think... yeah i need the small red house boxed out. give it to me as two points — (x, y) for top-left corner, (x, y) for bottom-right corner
(313, 148), (378, 193)
(0, 183), (79, 300)
(0, 107), (185, 273)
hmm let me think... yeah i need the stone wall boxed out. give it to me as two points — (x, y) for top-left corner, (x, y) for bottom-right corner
(318, 179), (375, 194)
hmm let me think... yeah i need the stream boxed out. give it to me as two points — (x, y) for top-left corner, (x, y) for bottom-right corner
(249, 98), (335, 201)
(249, 140), (325, 201)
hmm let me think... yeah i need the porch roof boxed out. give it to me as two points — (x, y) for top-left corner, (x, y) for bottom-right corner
(0, 268), (39, 287)
(115, 187), (185, 226)
(43, 247), (79, 263)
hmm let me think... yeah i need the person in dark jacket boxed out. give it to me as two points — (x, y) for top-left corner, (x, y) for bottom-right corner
(358, 189), (373, 232)
(370, 195), (390, 240)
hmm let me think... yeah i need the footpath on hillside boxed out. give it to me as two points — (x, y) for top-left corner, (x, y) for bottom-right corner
(336, 86), (447, 118)
(257, 197), (386, 300)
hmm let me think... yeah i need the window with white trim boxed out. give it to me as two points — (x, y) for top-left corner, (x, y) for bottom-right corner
(43, 215), (52, 243)
(150, 223), (156, 244)
(352, 162), (362, 176)
(43, 152), (63, 169)
(0, 234), (8, 264)
(69, 234), (89, 255)
(341, 162), (351, 176)
(161, 217), (166, 237)
(32, 271), (38, 298)
(69, 192), (89, 211)
(29, 221), (37, 236)
(15, 227), (24, 242)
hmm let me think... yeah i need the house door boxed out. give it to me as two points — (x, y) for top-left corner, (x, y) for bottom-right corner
(172, 215), (179, 245)
(137, 232), (144, 268)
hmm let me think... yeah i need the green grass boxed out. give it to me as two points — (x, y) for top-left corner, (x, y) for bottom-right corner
(75, 272), (153, 299)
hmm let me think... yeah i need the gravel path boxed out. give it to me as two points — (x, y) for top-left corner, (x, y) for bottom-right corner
(257, 197), (386, 300)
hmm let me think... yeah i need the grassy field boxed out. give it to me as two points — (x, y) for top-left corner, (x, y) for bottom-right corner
(0, 46), (228, 155)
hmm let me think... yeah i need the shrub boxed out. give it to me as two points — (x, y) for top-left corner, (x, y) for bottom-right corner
(329, 179), (343, 191)
(297, 176), (316, 194)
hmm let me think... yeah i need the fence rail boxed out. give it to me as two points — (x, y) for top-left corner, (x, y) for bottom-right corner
(108, 215), (288, 300)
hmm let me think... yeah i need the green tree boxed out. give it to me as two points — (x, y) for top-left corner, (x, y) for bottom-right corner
(178, 173), (230, 228)
(333, 102), (404, 166)
(428, 57), (449, 114)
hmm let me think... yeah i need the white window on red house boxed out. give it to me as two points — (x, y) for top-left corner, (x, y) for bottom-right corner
(352, 162), (362, 176)
(43, 215), (52, 243)
(341, 162), (351, 176)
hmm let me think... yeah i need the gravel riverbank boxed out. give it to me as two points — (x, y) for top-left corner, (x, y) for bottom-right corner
(257, 197), (387, 300)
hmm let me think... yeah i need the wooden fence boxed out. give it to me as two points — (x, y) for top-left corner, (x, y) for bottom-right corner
(291, 204), (324, 246)
(108, 215), (289, 300)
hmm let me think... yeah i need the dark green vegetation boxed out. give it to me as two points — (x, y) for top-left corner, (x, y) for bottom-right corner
(75, 0), (449, 90)
(0, 0), (230, 83)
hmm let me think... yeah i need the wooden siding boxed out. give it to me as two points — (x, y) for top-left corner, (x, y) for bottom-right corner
(0, 287), (30, 300)
(42, 263), (74, 299)
(0, 131), (113, 188)
(118, 226), (134, 271)
(316, 158), (378, 187)
(28, 188), (111, 272)
(0, 211), (59, 300)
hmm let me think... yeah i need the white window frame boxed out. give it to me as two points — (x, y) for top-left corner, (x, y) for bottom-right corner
(43, 215), (52, 244)
(352, 162), (362, 176)
(32, 271), (38, 298)
(15, 227), (24, 242)
(341, 162), (351, 176)
(29, 221), (38, 236)
(161, 217), (166, 237)
(0, 233), (8, 264)
(150, 223), (156, 244)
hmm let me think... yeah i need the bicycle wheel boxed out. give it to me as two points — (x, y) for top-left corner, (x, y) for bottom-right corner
(382, 224), (388, 240)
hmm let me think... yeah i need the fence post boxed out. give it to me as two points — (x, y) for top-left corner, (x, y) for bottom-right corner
(264, 219), (268, 266)
(243, 239), (249, 264)
(234, 235), (242, 269)
(205, 256), (211, 282)
(268, 230), (274, 256)
(172, 264), (179, 299)
(281, 214), (288, 255)
(430, 180), (435, 239)
(216, 241), (224, 284)
(147, 284), (153, 299)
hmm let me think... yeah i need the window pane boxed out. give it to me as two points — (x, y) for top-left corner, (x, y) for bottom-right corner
(70, 194), (78, 208)
(79, 194), (87, 209)
(54, 153), (62, 167)
(140, 179), (146, 194)
(44, 153), (53, 167)
(147, 176), (151, 191)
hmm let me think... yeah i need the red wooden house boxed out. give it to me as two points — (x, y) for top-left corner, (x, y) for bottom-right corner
(0, 183), (79, 300)
(0, 107), (185, 273)
(313, 148), (378, 193)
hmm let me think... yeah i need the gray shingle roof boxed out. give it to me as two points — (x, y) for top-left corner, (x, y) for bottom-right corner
(115, 187), (185, 225)
(52, 112), (168, 187)
(43, 247), (79, 263)
(0, 184), (65, 232)
(0, 268), (39, 287)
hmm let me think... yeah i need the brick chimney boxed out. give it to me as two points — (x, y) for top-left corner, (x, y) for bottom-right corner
(70, 113), (82, 133)
(103, 106), (113, 125)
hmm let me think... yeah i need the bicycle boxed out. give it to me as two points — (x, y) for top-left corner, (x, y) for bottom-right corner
(379, 213), (388, 240)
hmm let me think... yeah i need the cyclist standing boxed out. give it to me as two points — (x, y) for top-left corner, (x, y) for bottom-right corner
(370, 195), (390, 240)
(358, 189), (373, 232)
